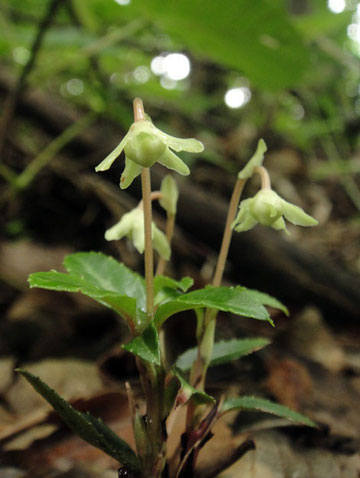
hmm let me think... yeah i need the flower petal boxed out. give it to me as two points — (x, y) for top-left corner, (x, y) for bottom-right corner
(271, 216), (287, 231)
(152, 224), (171, 260)
(159, 130), (204, 153)
(158, 148), (190, 176)
(131, 216), (145, 254)
(238, 139), (267, 180)
(233, 203), (258, 232)
(95, 132), (130, 172)
(282, 200), (318, 227)
(231, 198), (252, 229)
(234, 215), (258, 232)
(104, 211), (135, 241)
(120, 157), (143, 189)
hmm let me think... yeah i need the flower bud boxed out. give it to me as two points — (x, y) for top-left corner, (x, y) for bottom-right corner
(159, 175), (179, 215)
(238, 139), (267, 180)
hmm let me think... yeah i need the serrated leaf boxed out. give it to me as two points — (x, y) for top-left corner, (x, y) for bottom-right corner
(126, 0), (309, 90)
(222, 395), (316, 428)
(16, 369), (140, 472)
(154, 275), (193, 305)
(155, 286), (272, 327)
(176, 337), (270, 371)
(244, 290), (289, 316)
(122, 322), (161, 365)
(154, 275), (194, 294)
(172, 368), (215, 406)
(64, 252), (145, 305)
(29, 252), (146, 330)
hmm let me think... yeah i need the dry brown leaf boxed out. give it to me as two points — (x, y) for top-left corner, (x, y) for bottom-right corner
(286, 307), (347, 373)
(0, 241), (70, 289)
(7, 359), (103, 415)
(0, 357), (15, 394)
(265, 357), (313, 410)
(216, 430), (360, 478)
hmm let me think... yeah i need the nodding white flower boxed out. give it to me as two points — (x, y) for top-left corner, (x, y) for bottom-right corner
(105, 209), (171, 260)
(95, 118), (204, 189)
(232, 189), (318, 233)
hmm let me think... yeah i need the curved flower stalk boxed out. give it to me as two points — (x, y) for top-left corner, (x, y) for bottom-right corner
(232, 185), (318, 233)
(95, 117), (204, 189)
(105, 208), (171, 260)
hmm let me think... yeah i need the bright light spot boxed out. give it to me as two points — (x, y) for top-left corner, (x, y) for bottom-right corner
(133, 65), (151, 84)
(328, 0), (345, 13)
(348, 23), (360, 42)
(160, 76), (177, 90)
(66, 78), (84, 96)
(151, 56), (166, 76)
(224, 87), (251, 109)
(13, 46), (30, 65)
(114, 0), (131, 5)
(347, 4), (360, 48)
(163, 53), (191, 80)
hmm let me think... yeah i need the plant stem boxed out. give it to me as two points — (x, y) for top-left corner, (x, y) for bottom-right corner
(141, 168), (155, 322)
(210, 178), (247, 290)
(133, 96), (146, 122)
(133, 98), (166, 477)
(254, 165), (271, 189)
(188, 178), (246, 420)
(134, 97), (153, 322)
(137, 191), (163, 210)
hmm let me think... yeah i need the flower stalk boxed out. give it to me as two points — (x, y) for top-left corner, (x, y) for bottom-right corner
(187, 177), (247, 434)
(133, 98), (167, 477)
(141, 167), (155, 322)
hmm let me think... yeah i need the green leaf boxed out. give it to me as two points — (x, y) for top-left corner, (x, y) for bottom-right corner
(16, 369), (140, 472)
(244, 290), (289, 316)
(64, 252), (145, 305)
(29, 252), (146, 330)
(172, 368), (215, 406)
(127, 0), (310, 90)
(222, 396), (316, 428)
(122, 322), (161, 365)
(154, 275), (193, 305)
(154, 275), (194, 294)
(176, 337), (271, 371)
(155, 286), (273, 327)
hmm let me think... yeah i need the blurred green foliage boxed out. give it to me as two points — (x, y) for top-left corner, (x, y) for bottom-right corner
(1, 0), (360, 209)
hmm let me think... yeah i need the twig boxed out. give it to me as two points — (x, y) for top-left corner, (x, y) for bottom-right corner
(0, 0), (63, 157)
(197, 439), (255, 478)
(15, 113), (96, 190)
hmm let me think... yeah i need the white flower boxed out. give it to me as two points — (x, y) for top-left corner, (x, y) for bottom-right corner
(232, 189), (318, 233)
(105, 209), (171, 259)
(95, 118), (203, 189)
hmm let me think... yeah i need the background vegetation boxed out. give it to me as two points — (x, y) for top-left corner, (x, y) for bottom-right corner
(0, 1), (360, 476)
